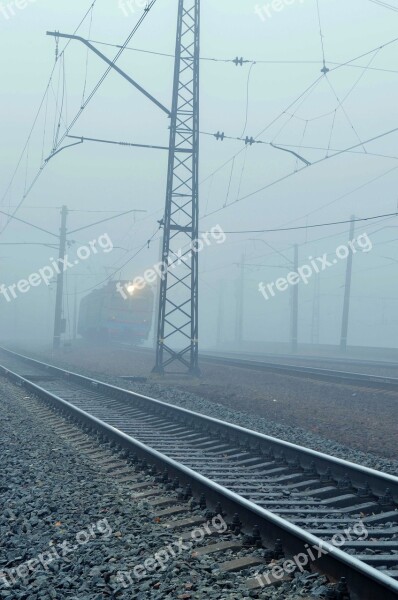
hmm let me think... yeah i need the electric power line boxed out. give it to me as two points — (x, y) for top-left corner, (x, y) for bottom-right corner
(368, 0), (398, 12)
(213, 212), (398, 235)
(0, 0), (159, 236)
(202, 125), (398, 219)
(86, 38), (398, 74)
(0, 0), (98, 214)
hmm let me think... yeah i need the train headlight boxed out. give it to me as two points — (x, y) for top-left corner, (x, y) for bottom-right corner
(127, 285), (135, 295)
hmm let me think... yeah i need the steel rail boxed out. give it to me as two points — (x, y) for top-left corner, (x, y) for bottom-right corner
(1, 347), (398, 599)
(200, 353), (398, 390)
(1, 364), (398, 599)
(0, 347), (397, 501)
(202, 350), (398, 371)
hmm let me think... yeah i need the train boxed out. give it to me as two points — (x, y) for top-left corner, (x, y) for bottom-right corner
(78, 280), (154, 343)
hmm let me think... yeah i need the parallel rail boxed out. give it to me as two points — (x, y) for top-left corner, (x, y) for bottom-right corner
(1, 347), (398, 600)
(202, 350), (398, 371)
(200, 352), (398, 391)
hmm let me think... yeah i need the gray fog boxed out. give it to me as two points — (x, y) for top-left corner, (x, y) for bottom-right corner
(1, 0), (397, 352)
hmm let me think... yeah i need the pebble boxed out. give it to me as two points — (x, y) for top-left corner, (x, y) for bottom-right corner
(0, 380), (335, 599)
(13, 346), (398, 474)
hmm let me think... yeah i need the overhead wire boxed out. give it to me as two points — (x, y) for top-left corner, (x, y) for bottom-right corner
(0, 210), (59, 238)
(276, 165), (398, 229)
(50, 78), (68, 135)
(0, 0), (158, 236)
(81, 4), (94, 107)
(270, 143), (398, 161)
(295, 121), (308, 171)
(324, 75), (367, 153)
(197, 213), (398, 285)
(0, 0), (99, 227)
(202, 128), (397, 160)
(4, 11), (398, 235)
(204, 175), (214, 216)
(222, 47), (257, 211)
(316, 0), (328, 72)
(68, 207), (149, 234)
(236, 147), (248, 201)
(23, 143), (30, 197)
(53, 0), (161, 150)
(239, 62), (256, 138)
(283, 47), (382, 127)
(223, 157), (236, 208)
(216, 24), (398, 220)
(327, 34), (398, 74)
(214, 212), (398, 235)
(339, 47), (382, 105)
(314, 2), (368, 156)
(52, 126), (398, 163)
(64, 51), (69, 125)
(71, 229), (160, 296)
(199, 72), (325, 195)
(200, 32), (398, 197)
(86, 38), (398, 74)
(71, 206), (398, 293)
(4, 1), (398, 282)
(202, 124), (398, 219)
(368, 0), (398, 12)
(212, 213), (396, 273)
(326, 110), (337, 157)
(53, 54), (68, 150)
(40, 90), (50, 165)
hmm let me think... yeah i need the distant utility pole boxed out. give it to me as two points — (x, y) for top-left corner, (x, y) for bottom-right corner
(311, 274), (320, 345)
(73, 282), (78, 342)
(217, 283), (225, 347)
(153, 236), (163, 350)
(291, 244), (299, 353)
(340, 215), (355, 352)
(235, 254), (245, 346)
(53, 205), (68, 349)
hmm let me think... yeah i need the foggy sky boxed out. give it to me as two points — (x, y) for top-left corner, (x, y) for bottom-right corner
(1, 0), (398, 348)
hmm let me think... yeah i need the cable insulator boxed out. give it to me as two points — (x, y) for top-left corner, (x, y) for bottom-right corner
(233, 57), (244, 66)
(244, 136), (255, 146)
(55, 32), (59, 62)
(214, 131), (225, 141)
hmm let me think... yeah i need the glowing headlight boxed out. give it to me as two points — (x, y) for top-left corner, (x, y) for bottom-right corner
(127, 285), (135, 295)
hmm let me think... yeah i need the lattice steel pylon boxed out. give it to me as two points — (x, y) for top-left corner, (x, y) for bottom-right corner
(152, 0), (200, 375)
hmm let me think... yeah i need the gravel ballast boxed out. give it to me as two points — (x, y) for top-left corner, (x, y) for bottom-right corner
(9, 343), (398, 476)
(1, 378), (332, 599)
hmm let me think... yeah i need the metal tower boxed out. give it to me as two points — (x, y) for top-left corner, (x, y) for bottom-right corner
(153, 0), (200, 375)
(48, 2), (201, 374)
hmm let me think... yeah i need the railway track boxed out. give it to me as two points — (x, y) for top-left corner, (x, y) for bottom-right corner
(1, 346), (398, 599)
(203, 350), (398, 373)
(111, 343), (398, 391)
(200, 352), (398, 392)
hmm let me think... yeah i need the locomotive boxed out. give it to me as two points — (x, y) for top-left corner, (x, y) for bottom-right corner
(78, 280), (154, 343)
